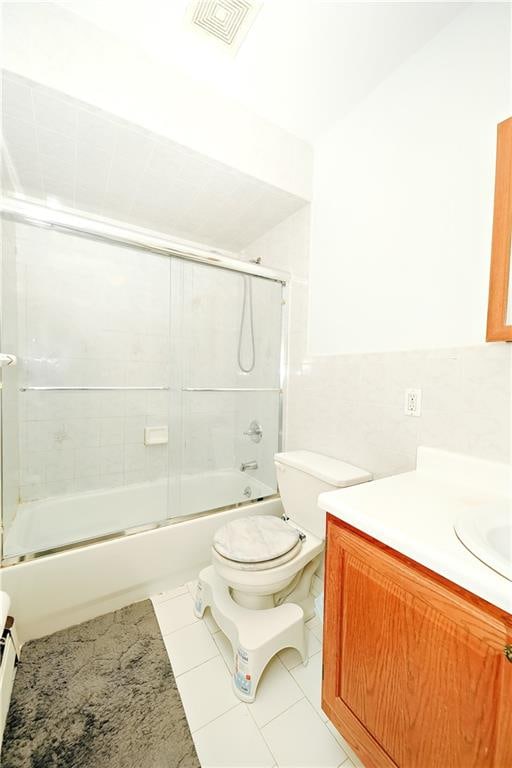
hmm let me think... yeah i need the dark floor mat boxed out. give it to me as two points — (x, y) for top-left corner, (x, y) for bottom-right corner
(1, 600), (200, 768)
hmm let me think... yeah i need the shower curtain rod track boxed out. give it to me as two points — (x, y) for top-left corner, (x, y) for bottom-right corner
(182, 387), (281, 392)
(19, 386), (170, 392)
(19, 386), (281, 392)
(1, 198), (289, 284)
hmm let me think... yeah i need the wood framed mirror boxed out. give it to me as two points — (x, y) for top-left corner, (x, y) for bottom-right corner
(486, 117), (512, 341)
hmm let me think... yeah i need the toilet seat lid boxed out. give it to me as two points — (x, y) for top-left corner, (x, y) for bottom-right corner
(213, 516), (301, 564)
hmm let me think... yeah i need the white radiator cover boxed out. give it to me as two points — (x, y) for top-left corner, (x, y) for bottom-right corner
(0, 609), (20, 747)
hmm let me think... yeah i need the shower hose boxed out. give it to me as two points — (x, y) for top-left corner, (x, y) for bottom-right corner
(238, 274), (256, 373)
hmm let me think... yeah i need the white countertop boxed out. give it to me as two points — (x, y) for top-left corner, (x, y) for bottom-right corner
(318, 447), (512, 614)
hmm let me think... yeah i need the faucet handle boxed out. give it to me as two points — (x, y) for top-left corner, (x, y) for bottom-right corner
(243, 420), (263, 443)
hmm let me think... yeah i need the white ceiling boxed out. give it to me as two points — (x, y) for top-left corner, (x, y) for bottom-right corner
(52, 0), (468, 143)
(2, 72), (306, 252)
(1, 2), (469, 251)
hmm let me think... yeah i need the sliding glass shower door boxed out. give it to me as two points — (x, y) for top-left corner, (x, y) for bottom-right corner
(0, 212), (284, 562)
(177, 261), (282, 516)
(1, 220), (176, 559)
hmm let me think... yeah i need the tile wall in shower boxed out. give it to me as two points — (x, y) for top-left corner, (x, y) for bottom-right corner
(12, 222), (171, 502)
(9, 223), (284, 504)
(179, 261), (283, 493)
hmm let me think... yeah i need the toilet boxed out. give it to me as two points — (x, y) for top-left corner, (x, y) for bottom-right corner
(194, 451), (372, 701)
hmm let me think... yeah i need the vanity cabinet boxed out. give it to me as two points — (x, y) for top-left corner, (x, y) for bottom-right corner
(322, 514), (512, 768)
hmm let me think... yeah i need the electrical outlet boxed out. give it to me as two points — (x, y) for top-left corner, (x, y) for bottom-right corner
(404, 388), (422, 417)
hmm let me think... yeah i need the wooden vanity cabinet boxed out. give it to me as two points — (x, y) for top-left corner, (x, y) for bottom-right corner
(322, 514), (512, 768)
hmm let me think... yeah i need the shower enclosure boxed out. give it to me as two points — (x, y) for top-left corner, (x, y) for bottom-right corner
(0, 200), (286, 565)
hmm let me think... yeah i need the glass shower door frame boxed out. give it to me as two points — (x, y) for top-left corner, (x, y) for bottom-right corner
(0, 201), (289, 566)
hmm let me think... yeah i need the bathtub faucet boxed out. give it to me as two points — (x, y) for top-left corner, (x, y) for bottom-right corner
(240, 460), (258, 472)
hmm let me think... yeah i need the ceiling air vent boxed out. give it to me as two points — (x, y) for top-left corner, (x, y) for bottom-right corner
(186, 0), (262, 54)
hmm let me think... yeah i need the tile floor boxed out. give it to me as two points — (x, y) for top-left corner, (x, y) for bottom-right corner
(152, 580), (366, 768)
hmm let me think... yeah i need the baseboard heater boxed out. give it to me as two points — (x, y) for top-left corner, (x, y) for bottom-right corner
(0, 595), (20, 748)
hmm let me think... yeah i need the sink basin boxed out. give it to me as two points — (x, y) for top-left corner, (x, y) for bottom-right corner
(455, 501), (512, 581)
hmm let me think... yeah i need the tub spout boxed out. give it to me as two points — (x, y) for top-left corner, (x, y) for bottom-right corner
(240, 460), (258, 472)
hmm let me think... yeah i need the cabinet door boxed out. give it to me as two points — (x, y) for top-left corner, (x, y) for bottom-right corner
(322, 518), (512, 768)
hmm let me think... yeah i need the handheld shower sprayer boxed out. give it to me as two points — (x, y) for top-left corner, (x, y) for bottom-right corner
(237, 274), (256, 373)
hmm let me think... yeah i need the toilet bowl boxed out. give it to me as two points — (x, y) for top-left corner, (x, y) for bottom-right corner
(196, 451), (372, 700)
(211, 451), (373, 616)
(211, 515), (324, 613)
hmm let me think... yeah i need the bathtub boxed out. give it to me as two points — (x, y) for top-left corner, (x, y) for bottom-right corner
(4, 470), (275, 559)
(1, 473), (282, 643)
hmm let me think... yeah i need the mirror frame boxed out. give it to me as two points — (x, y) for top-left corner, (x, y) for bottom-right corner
(487, 117), (512, 341)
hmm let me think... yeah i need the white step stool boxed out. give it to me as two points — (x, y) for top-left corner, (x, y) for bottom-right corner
(194, 565), (307, 702)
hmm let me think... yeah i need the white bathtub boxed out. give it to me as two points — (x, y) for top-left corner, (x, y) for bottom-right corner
(2, 489), (283, 643)
(4, 470), (275, 558)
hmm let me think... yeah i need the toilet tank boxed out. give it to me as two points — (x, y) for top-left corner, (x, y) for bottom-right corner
(274, 451), (372, 539)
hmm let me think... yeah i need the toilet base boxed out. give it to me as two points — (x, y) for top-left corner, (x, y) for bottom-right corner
(194, 565), (307, 703)
(231, 590), (275, 610)
(273, 554), (322, 621)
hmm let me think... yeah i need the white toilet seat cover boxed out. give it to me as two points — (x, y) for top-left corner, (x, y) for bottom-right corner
(213, 516), (301, 564)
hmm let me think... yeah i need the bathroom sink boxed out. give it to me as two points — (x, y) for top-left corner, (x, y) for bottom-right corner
(455, 501), (512, 581)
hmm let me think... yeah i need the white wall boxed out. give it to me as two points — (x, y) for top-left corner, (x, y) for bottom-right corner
(1, 2), (312, 201)
(309, 3), (511, 355)
(245, 204), (510, 479)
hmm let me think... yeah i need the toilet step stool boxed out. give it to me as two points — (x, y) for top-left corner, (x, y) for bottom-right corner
(194, 565), (307, 703)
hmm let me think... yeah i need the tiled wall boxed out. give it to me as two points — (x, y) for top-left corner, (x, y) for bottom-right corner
(179, 261), (283, 491)
(11, 201), (508, 513)
(181, 391), (280, 491)
(3, 4), (313, 201)
(13, 222), (171, 502)
(3, 71), (307, 253)
(9, 223), (284, 504)
(244, 206), (511, 477)
(286, 344), (510, 477)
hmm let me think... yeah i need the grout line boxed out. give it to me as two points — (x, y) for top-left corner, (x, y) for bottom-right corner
(173, 647), (240, 735)
(243, 700), (282, 766)
(321, 719), (351, 765)
(153, 586), (238, 747)
(156, 583), (340, 766)
(153, 585), (351, 768)
(183, 630), (278, 765)
(254, 693), (306, 732)
(157, 614), (199, 637)
(190, 699), (241, 735)
(151, 585), (189, 599)
(171, 651), (222, 679)
(281, 645), (321, 671)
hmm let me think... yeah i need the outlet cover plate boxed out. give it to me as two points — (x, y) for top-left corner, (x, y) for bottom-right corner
(404, 388), (422, 417)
